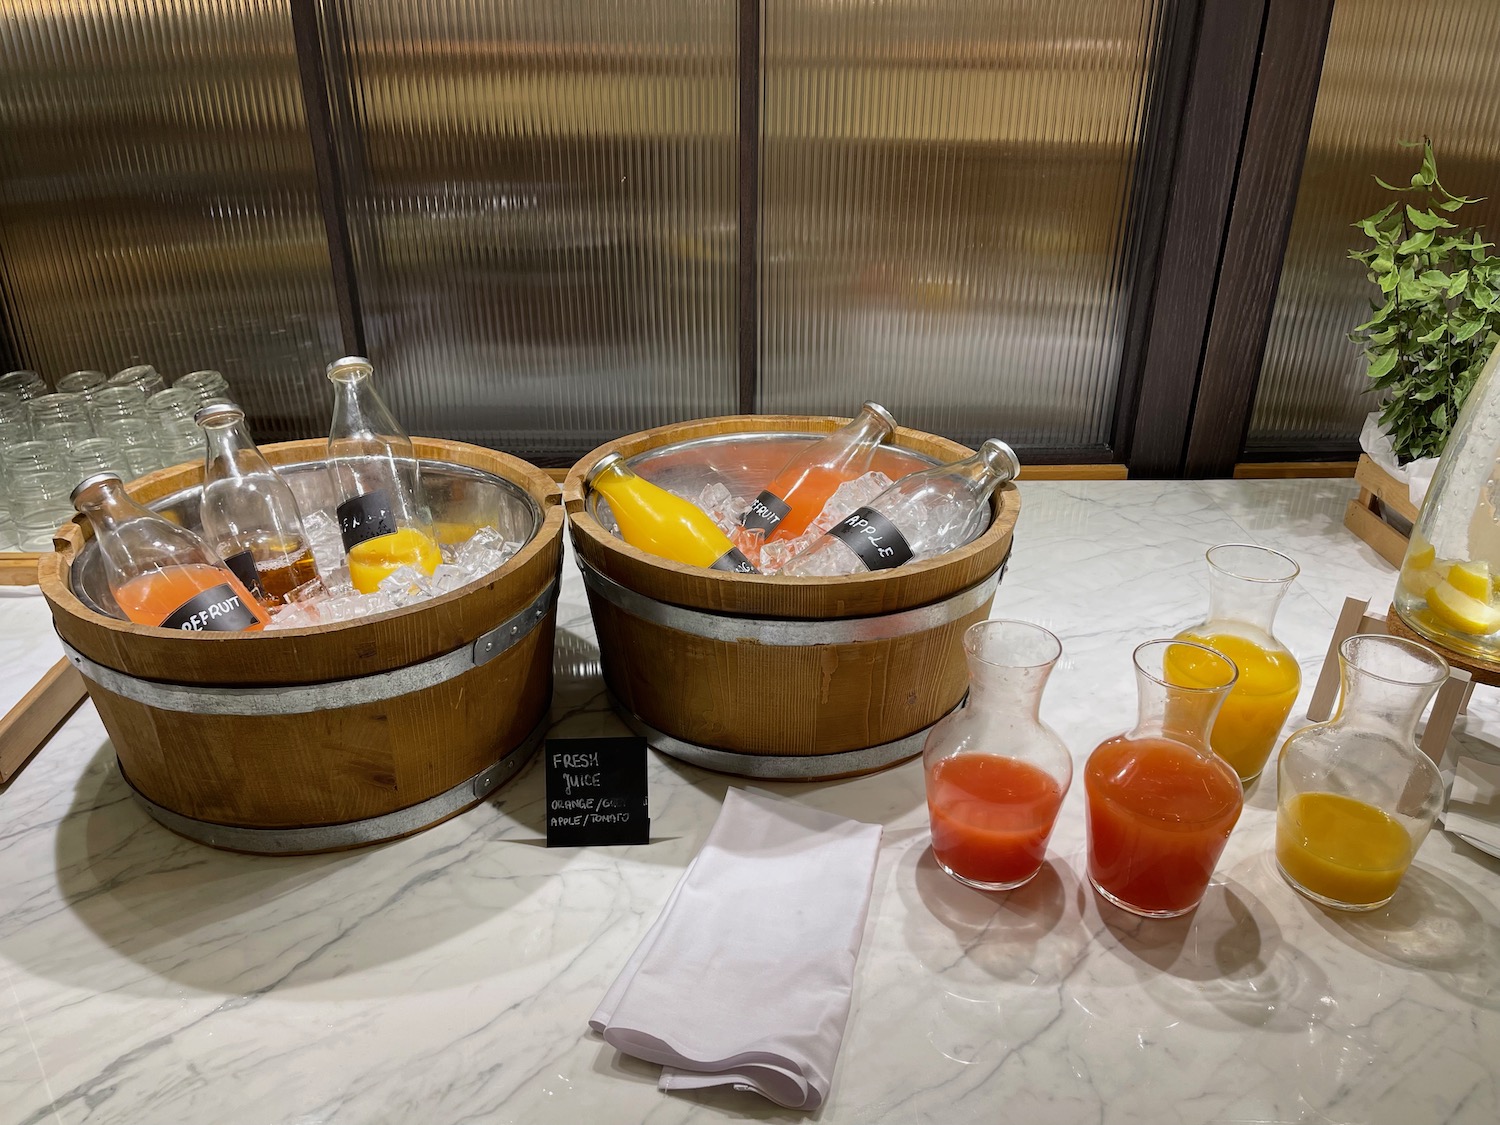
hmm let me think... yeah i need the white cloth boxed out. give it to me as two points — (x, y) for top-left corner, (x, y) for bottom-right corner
(589, 788), (882, 1110)
(1360, 410), (1440, 507)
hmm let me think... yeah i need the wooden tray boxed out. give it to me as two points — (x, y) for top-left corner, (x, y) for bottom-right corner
(1344, 454), (1418, 568)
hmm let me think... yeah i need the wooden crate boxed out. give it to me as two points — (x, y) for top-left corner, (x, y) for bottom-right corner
(1344, 454), (1419, 568)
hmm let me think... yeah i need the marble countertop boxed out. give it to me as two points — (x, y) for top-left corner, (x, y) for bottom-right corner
(3, 478), (1499, 1125)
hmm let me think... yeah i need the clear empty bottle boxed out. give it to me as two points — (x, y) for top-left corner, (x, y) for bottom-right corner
(197, 402), (318, 607)
(326, 356), (440, 593)
(781, 439), (1020, 577)
(587, 452), (758, 573)
(71, 472), (268, 631)
(739, 402), (898, 546)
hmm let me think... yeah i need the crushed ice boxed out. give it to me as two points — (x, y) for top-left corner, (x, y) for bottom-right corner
(265, 523), (525, 629)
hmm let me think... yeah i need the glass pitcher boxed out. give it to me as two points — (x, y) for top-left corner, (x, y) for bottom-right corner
(1173, 544), (1301, 784)
(1276, 634), (1448, 911)
(921, 620), (1071, 891)
(1395, 344), (1500, 659)
(1084, 639), (1242, 918)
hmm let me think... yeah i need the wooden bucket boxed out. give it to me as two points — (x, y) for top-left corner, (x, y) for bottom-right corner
(38, 438), (564, 855)
(562, 415), (1020, 779)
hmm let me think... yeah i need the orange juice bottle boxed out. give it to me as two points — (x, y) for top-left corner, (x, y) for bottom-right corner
(587, 453), (757, 572)
(326, 356), (442, 593)
(72, 472), (268, 631)
(739, 402), (896, 545)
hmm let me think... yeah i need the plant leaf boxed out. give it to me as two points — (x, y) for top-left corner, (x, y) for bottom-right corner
(1367, 350), (1398, 380)
(1454, 319), (1486, 343)
(1397, 230), (1434, 254)
(1407, 205), (1454, 230)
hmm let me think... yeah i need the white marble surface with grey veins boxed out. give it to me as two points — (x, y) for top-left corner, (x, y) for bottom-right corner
(2, 478), (1498, 1124)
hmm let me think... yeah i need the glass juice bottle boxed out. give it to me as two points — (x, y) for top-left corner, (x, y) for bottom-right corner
(325, 356), (441, 594)
(71, 472), (268, 631)
(922, 620), (1071, 891)
(587, 453), (757, 573)
(1085, 639), (1242, 917)
(739, 402), (897, 546)
(1171, 544), (1301, 783)
(780, 439), (1019, 577)
(196, 402), (318, 607)
(1276, 634), (1448, 911)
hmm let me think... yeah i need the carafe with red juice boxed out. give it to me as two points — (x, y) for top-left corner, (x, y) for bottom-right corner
(1084, 639), (1242, 917)
(922, 619), (1072, 891)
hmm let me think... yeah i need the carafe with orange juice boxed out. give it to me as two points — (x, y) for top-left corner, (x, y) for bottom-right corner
(738, 402), (897, 546)
(922, 620), (1071, 891)
(196, 401), (318, 607)
(325, 356), (442, 593)
(1084, 639), (1242, 917)
(70, 471), (268, 631)
(1170, 543), (1302, 783)
(1276, 634), (1448, 911)
(587, 453), (758, 573)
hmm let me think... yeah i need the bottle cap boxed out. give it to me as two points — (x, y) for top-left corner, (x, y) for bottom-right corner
(326, 356), (374, 383)
(70, 471), (124, 507)
(861, 401), (897, 432)
(193, 401), (245, 427)
(585, 452), (626, 488)
(979, 439), (1020, 481)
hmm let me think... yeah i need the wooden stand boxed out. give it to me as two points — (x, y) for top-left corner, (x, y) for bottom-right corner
(0, 659), (87, 784)
(1308, 596), (1475, 765)
(1343, 455), (1418, 568)
(0, 552), (41, 587)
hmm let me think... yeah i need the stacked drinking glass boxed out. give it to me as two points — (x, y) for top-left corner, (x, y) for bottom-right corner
(0, 363), (239, 551)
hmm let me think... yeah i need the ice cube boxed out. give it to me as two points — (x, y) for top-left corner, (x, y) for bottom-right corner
(813, 471), (894, 532)
(287, 577), (327, 604)
(302, 508), (345, 577)
(430, 562), (472, 593)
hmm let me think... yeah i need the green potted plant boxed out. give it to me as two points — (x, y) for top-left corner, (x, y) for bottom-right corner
(1351, 140), (1500, 505)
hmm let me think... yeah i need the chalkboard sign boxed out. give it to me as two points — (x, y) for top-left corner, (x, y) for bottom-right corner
(545, 736), (650, 847)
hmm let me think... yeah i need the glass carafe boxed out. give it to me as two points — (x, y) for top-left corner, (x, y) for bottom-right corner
(1276, 634), (1448, 911)
(1172, 543), (1301, 783)
(922, 620), (1071, 891)
(325, 355), (440, 593)
(1085, 639), (1242, 918)
(1396, 344), (1500, 659)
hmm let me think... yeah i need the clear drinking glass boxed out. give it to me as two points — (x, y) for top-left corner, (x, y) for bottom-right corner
(176, 369), (231, 405)
(1172, 544), (1302, 783)
(99, 418), (164, 478)
(28, 392), (92, 432)
(56, 369), (109, 402)
(90, 385), (150, 430)
(1085, 639), (1243, 918)
(36, 420), (96, 452)
(149, 386), (207, 464)
(11, 471), (75, 551)
(1, 370), (46, 400)
(922, 620), (1071, 891)
(2, 440), (68, 478)
(1276, 634), (1448, 911)
(67, 437), (122, 480)
(109, 364), (167, 400)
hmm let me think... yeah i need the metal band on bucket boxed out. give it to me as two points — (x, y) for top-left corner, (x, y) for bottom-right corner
(121, 715), (548, 854)
(573, 551), (1007, 646)
(59, 576), (559, 715)
(610, 691), (964, 778)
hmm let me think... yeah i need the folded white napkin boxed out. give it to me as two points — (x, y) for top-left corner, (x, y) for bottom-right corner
(590, 787), (882, 1110)
(1444, 754), (1500, 857)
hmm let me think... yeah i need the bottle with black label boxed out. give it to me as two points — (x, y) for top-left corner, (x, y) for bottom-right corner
(196, 402), (318, 607)
(780, 439), (1020, 577)
(325, 356), (441, 593)
(71, 472), (269, 631)
(738, 402), (897, 546)
(586, 453), (758, 574)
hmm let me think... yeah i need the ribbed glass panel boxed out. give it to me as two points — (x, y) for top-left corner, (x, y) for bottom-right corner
(0, 1), (344, 440)
(333, 1), (737, 463)
(1250, 0), (1500, 454)
(758, 0), (1164, 450)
